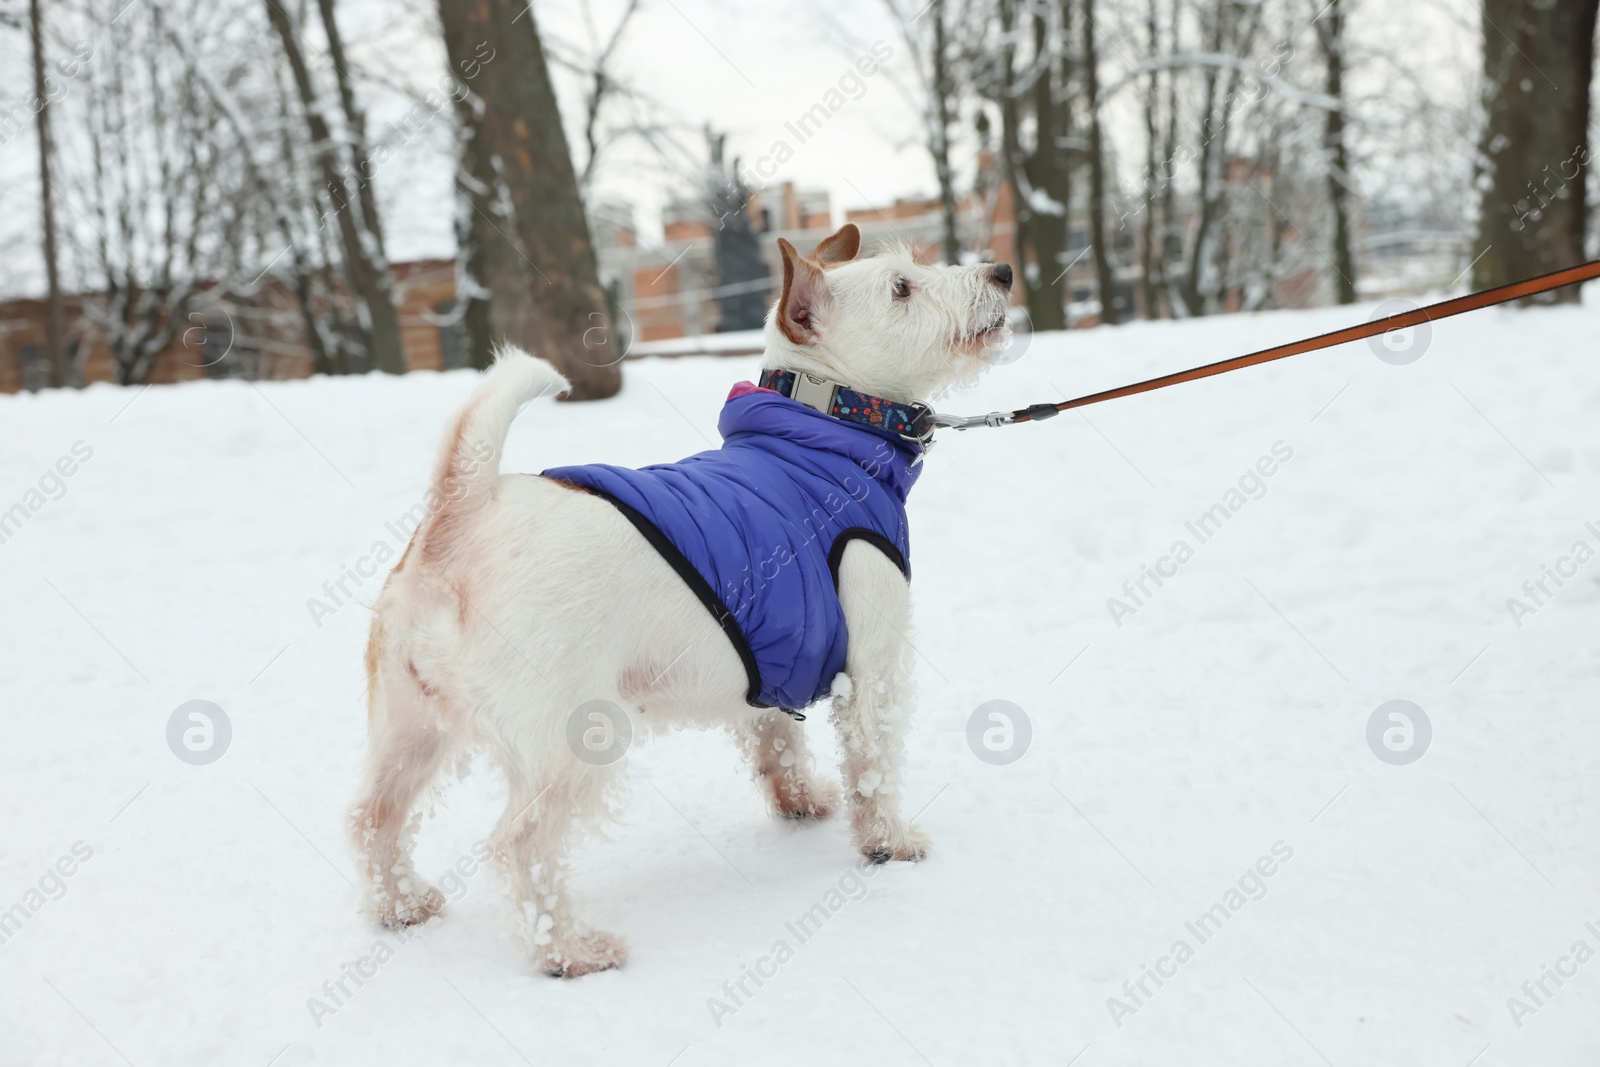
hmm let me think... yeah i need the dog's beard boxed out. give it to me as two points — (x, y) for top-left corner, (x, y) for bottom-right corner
(979, 314), (1012, 348)
(928, 291), (1018, 396)
(973, 304), (1016, 364)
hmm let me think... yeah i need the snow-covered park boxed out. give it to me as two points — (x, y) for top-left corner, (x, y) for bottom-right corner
(3, 296), (1598, 1065)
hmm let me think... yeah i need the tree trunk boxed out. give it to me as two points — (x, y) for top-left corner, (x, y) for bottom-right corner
(1029, 5), (1071, 330)
(1183, 1), (1260, 316)
(264, 0), (406, 373)
(931, 0), (962, 265)
(1082, 0), (1118, 325)
(437, 0), (621, 399)
(1183, 12), (1225, 316)
(1473, 0), (1599, 303)
(1055, 1), (1077, 320)
(315, 0), (388, 265)
(998, 0), (1068, 331)
(1139, 0), (1161, 318)
(450, 125), (499, 372)
(1159, 0), (1183, 314)
(997, 0), (1031, 305)
(1316, 0), (1357, 303)
(30, 0), (67, 388)
(266, 59), (343, 376)
(445, 42), (541, 372)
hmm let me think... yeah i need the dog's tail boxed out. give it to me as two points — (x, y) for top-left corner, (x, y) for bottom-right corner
(417, 345), (569, 559)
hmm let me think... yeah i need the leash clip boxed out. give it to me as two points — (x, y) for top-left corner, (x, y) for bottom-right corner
(911, 406), (1013, 464)
(929, 410), (1015, 432)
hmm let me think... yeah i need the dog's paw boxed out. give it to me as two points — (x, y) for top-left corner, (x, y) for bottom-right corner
(860, 824), (929, 864)
(775, 775), (841, 820)
(541, 929), (628, 978)
(376, 879), (445, 927)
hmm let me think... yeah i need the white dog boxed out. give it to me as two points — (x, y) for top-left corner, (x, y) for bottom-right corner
(349, 224), (1014, 976)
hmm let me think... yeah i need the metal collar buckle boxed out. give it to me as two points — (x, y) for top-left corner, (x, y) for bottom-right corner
(787, 372), (839, 414)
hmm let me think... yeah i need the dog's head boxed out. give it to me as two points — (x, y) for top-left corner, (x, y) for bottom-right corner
(761, 223), (1016, 403)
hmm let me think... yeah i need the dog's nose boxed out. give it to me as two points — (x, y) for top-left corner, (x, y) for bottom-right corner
(990, 263), (1013, 291)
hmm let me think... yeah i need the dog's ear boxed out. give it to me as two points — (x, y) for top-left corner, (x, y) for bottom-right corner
(813, 223), (860, 267)
(776, 237), (830, 345)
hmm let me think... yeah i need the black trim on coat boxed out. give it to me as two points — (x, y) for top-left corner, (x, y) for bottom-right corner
(827, 527), (910, 586)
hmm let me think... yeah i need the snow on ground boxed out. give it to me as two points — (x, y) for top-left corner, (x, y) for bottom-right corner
(3, 295), (1599, 1067)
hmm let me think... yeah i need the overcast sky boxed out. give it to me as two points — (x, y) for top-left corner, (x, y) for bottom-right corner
(0, 0), (1480, 293)
(363, 0), (942, 262)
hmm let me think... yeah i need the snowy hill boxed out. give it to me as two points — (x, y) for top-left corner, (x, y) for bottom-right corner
(3, 296), (1599, 1066)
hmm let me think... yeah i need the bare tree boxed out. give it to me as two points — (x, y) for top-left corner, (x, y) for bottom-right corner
(69, 2), (224, 384)
(445, 36), (542, 372)
(1313, 0), (1356, 303)
(159, 13), (350, 378)
(553, 0), (646, 193)
(265, 0), (406, 373)
(1473, 0), (1598, 302)
(1081, 0), (1119, 323)
(29, 0), (67, 386)
(986, 0), (1073, 330)
(263, 47), (350, 376)
(437, 0), (620, 399)
(1181, 0), (1264, 316)
(882, 0), (964, 263)
(1122, 0), (1191, 316)
(314, 0), (389, 278)
(446, 82), (503, 373)
(1155, 0), (1183, 315)
(929, 0), (961, 264)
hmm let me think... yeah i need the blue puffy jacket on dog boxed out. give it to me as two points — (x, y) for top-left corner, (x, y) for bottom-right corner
(544, 383), (921, 713)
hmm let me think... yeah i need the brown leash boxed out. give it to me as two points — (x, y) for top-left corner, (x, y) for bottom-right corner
(929, 258), (1600, 432)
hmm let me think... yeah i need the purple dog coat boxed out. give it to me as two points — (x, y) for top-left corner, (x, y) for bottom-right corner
(544, 383), (921, 713)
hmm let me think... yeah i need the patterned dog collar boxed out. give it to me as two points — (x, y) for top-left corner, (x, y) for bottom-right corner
(758, 369), (934, 448)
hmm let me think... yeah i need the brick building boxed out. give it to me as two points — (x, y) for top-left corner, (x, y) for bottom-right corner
(0, 259), (467, 393)
(608, 174), (1028, 348)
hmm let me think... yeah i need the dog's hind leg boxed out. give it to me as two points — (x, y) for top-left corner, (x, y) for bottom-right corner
(491, 756), (628, 978)
(348, 623), (454, 927)
(831, 540), (929, 863)
(732, 711), (840, 820)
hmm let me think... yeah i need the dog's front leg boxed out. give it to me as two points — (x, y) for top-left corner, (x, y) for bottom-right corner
(830, 540), (928, 863)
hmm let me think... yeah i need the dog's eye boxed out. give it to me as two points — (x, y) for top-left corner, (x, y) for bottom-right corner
(892, 277), (910, 300)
